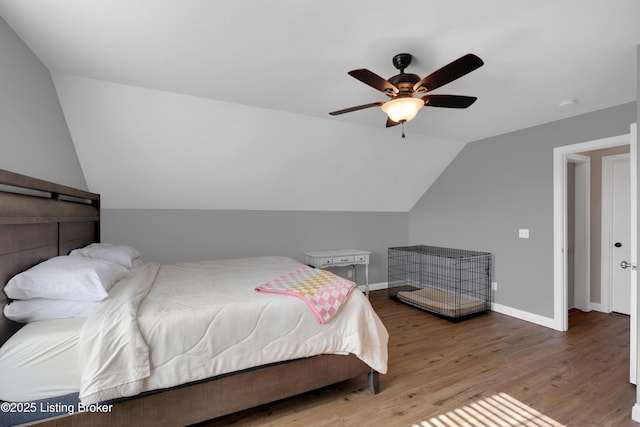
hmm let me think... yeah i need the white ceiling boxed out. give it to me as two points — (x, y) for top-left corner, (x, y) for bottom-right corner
(1, 1), (638, 211)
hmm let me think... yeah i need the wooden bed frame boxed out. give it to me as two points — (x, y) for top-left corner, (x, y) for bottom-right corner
(0, 169), (380, 426)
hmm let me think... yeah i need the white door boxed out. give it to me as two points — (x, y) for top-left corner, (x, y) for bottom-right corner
(611, 157), (631, 315)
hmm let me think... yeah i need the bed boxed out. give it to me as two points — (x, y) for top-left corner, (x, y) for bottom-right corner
(0, 169), (388, 426)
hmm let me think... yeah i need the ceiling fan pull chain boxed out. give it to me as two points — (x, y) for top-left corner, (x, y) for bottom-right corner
(401, 121), (406, 138)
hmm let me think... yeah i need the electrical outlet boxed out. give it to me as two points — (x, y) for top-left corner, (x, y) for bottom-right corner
(519, 228), (530, 239)
(492, 281), (498, 291)
(347, 270), (353, 278)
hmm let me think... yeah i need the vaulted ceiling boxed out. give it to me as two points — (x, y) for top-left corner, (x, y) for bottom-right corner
(1, 1), (638, 211)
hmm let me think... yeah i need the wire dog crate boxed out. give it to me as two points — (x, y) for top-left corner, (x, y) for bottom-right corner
(388, 245), (492, 320)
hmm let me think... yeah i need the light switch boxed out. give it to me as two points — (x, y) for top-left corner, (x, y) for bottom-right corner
(519, 228), (530, 239)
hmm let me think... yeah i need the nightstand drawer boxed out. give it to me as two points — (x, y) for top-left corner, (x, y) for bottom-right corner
(355, 254), (369, 263)
(317, 257), (334, 266)
(333, 255), (355, 264)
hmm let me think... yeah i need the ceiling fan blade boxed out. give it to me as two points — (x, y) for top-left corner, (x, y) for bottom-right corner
(348, 69), (399, 95)
(386, 118), (400, 128)
(422, 94), (477, 108)
(329, 102), (383, 115)
(413, 53), (484, 93)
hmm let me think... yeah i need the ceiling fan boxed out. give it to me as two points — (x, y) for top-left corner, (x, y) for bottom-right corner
(329, 53), (484, 135)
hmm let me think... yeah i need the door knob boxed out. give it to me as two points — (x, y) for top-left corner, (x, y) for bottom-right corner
(621, 260), (637, 270)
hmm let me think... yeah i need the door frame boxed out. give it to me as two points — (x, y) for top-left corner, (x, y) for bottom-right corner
(566, 154), (591, 312)
(553, 129), (634, 332)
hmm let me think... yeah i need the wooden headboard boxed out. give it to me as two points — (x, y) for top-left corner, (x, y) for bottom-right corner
(0, 169), (100, 346)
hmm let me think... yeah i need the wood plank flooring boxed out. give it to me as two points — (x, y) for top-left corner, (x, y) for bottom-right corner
(197, 290), (639, 427)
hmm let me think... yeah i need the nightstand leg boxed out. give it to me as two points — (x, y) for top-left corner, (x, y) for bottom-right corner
(365, 264), (369, 298)
(352, 264), (356, 286)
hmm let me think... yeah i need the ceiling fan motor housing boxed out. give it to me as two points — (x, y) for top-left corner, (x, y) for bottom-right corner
(388, 74), (421, 94)
(389, 53), (423, 96)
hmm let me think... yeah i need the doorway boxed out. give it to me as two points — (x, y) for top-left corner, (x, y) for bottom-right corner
(570, 148), (631, 316)
(554, 132), (634, 330)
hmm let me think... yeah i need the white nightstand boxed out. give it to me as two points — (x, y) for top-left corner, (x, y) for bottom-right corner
(304, 249), (371, 297)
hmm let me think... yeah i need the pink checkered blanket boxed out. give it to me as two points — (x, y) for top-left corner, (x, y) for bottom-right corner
(255, 266), (356, 324)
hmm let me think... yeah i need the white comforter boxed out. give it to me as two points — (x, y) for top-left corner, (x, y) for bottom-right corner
(78, 256), (388, 404)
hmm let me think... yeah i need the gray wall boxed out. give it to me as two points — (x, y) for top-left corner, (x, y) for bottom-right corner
(409, 102), (637, 318)
(102, 209), (408, 285)
(0, 17), (86, 189)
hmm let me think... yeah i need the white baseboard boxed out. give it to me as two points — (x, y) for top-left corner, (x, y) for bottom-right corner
(491, 302), (557, 329)
(361, 284), (558, 330)
(632, 403), (640, 422)
(358, 282), (388, 293)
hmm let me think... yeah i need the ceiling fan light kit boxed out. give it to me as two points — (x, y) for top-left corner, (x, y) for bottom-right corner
(330, 52), (484, 136)
(381, 97), (424, 123)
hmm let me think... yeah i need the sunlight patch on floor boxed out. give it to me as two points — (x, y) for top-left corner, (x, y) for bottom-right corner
(413, 392), (566, 427)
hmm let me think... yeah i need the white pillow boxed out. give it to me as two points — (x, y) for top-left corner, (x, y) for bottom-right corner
(70, 243), (141, 268)
(4, 256), (128, 301)
(4, 299), (99, 323)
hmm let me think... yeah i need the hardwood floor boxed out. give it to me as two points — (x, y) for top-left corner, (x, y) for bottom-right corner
(197, 290), (639, 426)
